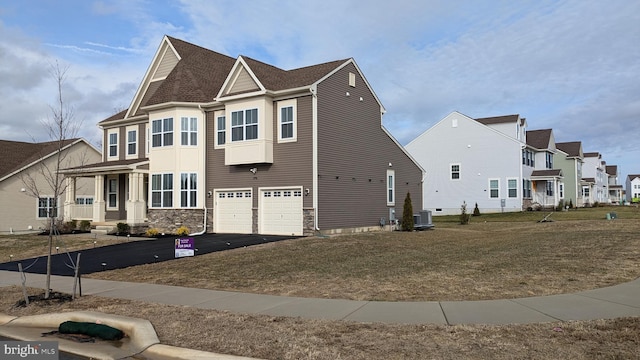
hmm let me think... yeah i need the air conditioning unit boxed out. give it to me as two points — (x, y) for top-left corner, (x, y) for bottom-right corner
(413, 210), (434, 230)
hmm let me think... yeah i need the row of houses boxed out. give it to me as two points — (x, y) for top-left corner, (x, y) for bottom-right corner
(405, 112), (627, 215)
(1, 36), (634, 235)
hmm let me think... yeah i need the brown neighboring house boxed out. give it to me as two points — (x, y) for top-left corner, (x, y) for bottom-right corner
(0, 139), (101, 234)
(64, 36), (423, 236)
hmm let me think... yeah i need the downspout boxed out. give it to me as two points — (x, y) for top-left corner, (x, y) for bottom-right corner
(310, 86), (320, 232)
(190, 104), (208, 236)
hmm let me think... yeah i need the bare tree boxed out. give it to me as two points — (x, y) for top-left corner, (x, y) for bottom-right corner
(20, 60), (84, 299)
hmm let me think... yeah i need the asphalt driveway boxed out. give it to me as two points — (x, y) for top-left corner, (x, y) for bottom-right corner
(0, 233), (295, 276)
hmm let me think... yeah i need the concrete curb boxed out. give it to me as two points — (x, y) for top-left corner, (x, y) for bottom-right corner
(0, 311), (262, 360)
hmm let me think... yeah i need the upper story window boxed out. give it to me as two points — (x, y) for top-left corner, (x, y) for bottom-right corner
(231, 109), (258, 142)
(451, 164), (461, 180)
(278, 100), (296, 142)
(545, 152), (553, 169)
(108, 132), (118, 158)
(181, 117), (197, 146)
(127, 130), (137, 155)
(152, 118), (173, 147)
(522, 149), (534, 167)
(387, 169), (395, 205)
(217, 116), (226, 145)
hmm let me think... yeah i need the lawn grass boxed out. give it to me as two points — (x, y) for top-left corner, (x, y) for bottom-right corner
(2, 206), (640, 359)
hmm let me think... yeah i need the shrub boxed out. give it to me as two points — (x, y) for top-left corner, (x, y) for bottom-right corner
(592, 201), (600, 208)
(176, 226), (190, 236)
(116, 222), (130, 235)
(401, 192), (414, 231)
(473, 202), (481, 216)
(556, 199), (565, 211)
(145, 228), (159, 237)
(79, 220), (91, 232)
(63, 220), (77, 233)
(459, 201), (470, 225)
(568, 199), (574, 209)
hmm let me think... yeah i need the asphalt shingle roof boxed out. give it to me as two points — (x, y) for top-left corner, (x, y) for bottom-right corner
(475, 114), (520, 125)
(526, 129), (553, 149)
(555, 141), (582, 157)
(0, 139), (78, 179)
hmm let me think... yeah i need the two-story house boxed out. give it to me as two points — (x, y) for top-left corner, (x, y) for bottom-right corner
(405, 112), (526, 215)
(605, 165), (623, 204)
(554, 141), (585, 207)
(582, 152), (608, 205)
(61, 36), (423, 236)
(525, 129), (563, 208)
(626, 174), (640, 203)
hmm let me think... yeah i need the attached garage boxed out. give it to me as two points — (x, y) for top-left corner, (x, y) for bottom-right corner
(214, 189), (253, 234)
(259, 187), (303, 236)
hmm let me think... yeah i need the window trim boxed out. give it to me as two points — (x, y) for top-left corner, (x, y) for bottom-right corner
(216, 114), (226, 147)
(180, 172), (197, 208)
(507, 178), (518, 198)
(151, 118), (174, 148)
(180, 117), (198, 146)
(151, 173), (174, 208)
(107, 130), (118, 159)
(489, 178), (500, 199)
(387, 169), (395, 206)
(126, 129), (137, 157)
(231, 108), (258, 142)
(107, 177), (118, 209)
(278, 100), (297, 143)
(450, 163), (461, 180)
(37, 196), (58, 219)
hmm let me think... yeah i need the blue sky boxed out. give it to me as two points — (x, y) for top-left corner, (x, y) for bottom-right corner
(1, 0), (638, 182)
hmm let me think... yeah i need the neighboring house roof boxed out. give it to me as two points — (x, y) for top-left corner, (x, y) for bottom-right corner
(475, 114), (520, 125)
(582, 177), (596, 183)
(531, 169), (562, 177)
(606, 165), (618, 176)
(555, 141), (583, 158)
(0, 139), (80, 181)
(627, 174), (640, 181)
(583, 152), (600, 158)
(526, 129), (553, 150)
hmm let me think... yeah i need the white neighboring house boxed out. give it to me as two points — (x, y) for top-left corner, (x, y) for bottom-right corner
(0, 139), (101, 234)
(605, 165), (623, 204)
(582, 152), (608, 205)
(405, 112), (527, 215)
(525, 129), (563, 209)
(626, 174), (640, 203)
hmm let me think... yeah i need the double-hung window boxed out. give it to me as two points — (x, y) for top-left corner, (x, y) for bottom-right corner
(151, 174), (173, 208)
(231, 109), (258, 142)
(108, 133), (118, 157)
(546, 182), (554, 196)
(181, 117), (197, 146)
(545, 152), (553, 169)
(489, 179), (499, 198)
(37, 197), (57, 218)
(127, 130), (137, 155)
(217, 116), (226, 145)
(107, 178), (118, 208)
(508, 178), (518, 198)
(451, 164), (460, 180)
(180, 173), (197, 208)
(279, 104), (295, 141)
(152, 118), (173, 147)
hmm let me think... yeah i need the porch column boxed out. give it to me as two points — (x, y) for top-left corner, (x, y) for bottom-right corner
(126, 172), (146, 224)
(63, 177), (76, 221)
(93, 175), (106, 223)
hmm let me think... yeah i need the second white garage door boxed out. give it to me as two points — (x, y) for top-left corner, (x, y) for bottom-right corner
(215, 189), (253, 234)
(260, 188), (303, 236)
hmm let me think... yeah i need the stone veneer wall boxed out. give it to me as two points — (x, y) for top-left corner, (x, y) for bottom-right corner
(303, 208), (315, 236)
(147, 209), (205, 234)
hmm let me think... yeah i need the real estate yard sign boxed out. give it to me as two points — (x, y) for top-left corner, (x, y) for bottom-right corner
(175, 238), (194, 258)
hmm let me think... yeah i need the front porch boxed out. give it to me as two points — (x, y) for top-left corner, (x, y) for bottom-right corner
(531, 169), (563, 208)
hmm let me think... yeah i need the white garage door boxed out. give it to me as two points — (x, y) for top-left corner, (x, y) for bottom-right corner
(215, 190), (253, 234)
(260, 188), (303, 236)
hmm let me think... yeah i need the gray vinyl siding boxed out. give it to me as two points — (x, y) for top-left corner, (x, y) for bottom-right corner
(206, 95), (314, 209)
(138, 123), (146, 158)
(316, 63), (422, 230)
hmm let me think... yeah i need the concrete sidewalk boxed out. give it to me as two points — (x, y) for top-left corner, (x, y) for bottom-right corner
(2, 270), (639, 325)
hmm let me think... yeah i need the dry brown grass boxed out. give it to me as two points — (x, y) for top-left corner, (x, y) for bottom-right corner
(1, 286), (639, 360)
(2, 207), (640, 359)
(87, 217), (640, 301)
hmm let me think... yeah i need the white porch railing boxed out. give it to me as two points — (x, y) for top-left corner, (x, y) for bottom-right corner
(69, 204), (94, 220)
